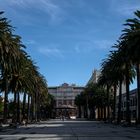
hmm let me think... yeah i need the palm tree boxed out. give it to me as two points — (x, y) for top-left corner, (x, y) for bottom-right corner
(99, 45), (135, 124)
(44, 94), (55, 119)
(109, 49), (125, 123)
(94, 10), (139, 125)
(122, 10), (140, 124)
(9, 51), (30, 123)
(0, 11), (49, 124)
(116, 39), (136, 125)
(107, 49), (125, 123)
(99, 57), (116, 121)
(0, 12), (23, 123)
(84, 83), (107, 120)
(75, 92), (85, 118)
(75, 94), (82, 118)
(0, 12), (11, 122)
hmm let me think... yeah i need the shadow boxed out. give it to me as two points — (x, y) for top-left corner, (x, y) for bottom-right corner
(0, 119), (139, 140)
(18, 138), (26, 140)
(0, 119), (95, 136)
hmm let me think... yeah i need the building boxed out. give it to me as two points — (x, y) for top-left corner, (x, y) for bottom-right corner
(87, 69), (126, 119)
(48, 83), (84, 118)
(87, 69), (126, 95)
(87, 69), (101, 85)
(116, 89), (137, 120)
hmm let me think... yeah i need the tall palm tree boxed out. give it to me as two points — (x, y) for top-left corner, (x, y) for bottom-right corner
(117, 39), (135, 124)
(99, 44), (135, 124)
(75, 94), (82, 118)
(108, 49), (125, 123)
(75, 92), (86, 118)
(96, 10), (139, 125)
(122, 10), (140, 124)
(0, 12), (23, 122)
(0, 11), (49, 124)
(99, 57), (116, 121)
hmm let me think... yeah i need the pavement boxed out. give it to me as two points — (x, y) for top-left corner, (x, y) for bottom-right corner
(0, 119), (140, 140)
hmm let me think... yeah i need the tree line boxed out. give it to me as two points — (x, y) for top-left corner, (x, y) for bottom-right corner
(75, 10), (140, 125)
(0, 11), (54, 125)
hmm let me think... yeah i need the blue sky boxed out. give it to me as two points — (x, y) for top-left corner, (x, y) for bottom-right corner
(0, 0), (140, 88)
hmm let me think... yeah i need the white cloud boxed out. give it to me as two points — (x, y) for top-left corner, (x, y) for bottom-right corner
(110, 0), (140, 16)
(116, 5), (140, 16)
(75, 42), (94, 53)
(75, 39), (113, 53)
(38, 47), (64, 58)
(93, 40), (113, 49)
(36, 0), (63, 22)
(25, 39), (36, 45)
(1, 0), (64, 24)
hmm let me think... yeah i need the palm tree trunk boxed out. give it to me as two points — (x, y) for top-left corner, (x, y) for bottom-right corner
(84, 105), (87, 118)
(113, 84), (117, 121)
(136, 63), (140, 124)
(22, 93), (26, 120)
(86, 95), (88, 118)
(107, 85), (110, 120)
(78, 105), (81, 118)
(13, 83), (19, 124)
(17, 92), (20, 123)
(117, 80), (122, 124)
(101, 107), (103, 120)
(125, 63), (131, 125)
(97, 107), (100, 120)
(92, 107), (95, 119)
(27, 95), (30, 122)
(37, 92), (41, 121)
(104, 106), (106, 121)
(13, 92), (17, 123)
(3, 78), (9, 123)
(34, 92), (37, 121)
(31, 95), (34, 121)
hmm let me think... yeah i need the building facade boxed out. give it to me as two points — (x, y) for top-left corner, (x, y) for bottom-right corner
(48, 83), (84, 118)
(116, 89), (137, 120)
(87, 69), (126, 95)
(87, 69), (101, 85)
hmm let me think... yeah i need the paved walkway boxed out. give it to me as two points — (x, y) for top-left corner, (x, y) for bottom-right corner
(0, 119), (140, 140)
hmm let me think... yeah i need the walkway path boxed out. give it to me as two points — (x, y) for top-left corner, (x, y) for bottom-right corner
(0, 119), (140, 140)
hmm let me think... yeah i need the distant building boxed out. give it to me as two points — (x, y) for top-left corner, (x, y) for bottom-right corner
(87, 69), (126, 119)
(87, 69), (126, 95)
(87, 69), (101, 85)
(48, 83), (84, 118)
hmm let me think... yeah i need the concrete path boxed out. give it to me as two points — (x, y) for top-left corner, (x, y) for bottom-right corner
(0, 119), (140, 140)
